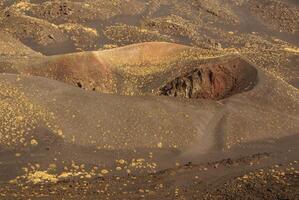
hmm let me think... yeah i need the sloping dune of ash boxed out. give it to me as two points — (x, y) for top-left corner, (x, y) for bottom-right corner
(0, 0), (298, 199)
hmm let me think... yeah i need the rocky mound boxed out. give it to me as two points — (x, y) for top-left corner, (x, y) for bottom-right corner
(0, 42), (257, 100)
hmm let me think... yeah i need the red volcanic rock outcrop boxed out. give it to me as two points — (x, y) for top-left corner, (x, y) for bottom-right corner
(159, 57), (257, 100)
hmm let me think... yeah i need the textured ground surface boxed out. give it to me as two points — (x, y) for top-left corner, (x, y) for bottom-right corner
(0, 0), (298, 199)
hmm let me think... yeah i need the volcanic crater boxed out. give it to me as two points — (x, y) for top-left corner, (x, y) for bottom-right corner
(159, 58), (257, 100)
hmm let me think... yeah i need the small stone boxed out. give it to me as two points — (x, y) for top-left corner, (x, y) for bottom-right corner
(118, 159), (126, 164)
(101, 169), (109, 174)
(15, 153), (21, 157)
(57, 129), (63, 136)
(243, 175), (249, 179)
(116, 166), (122, 171)
(157, 142), (163, 148)
(85, 174), (92, 178)
(30, 139), (38, 146)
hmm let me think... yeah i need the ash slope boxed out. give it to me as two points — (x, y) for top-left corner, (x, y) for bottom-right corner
(0, 64), (298, 198)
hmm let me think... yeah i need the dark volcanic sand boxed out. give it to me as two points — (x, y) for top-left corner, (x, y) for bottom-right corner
(0, 0), (298, 199)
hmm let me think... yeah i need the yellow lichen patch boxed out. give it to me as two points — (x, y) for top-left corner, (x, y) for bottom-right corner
(144, 14), (201, 40)
(27, 171), (58, 184)
(103, 24), (173, 45)
(0, 80), (60, 149)
(11, 1), (35, 13)
(58, 172), (73, 179)
(14, 170), (88, 184)
(57, 23), (99, 50)
(284, 47), (299, 54)
(128, 158), (157, 171)
(59, 23), (99, 37)
(102, 44), (119, 50)
(10, 164), (100, 185)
